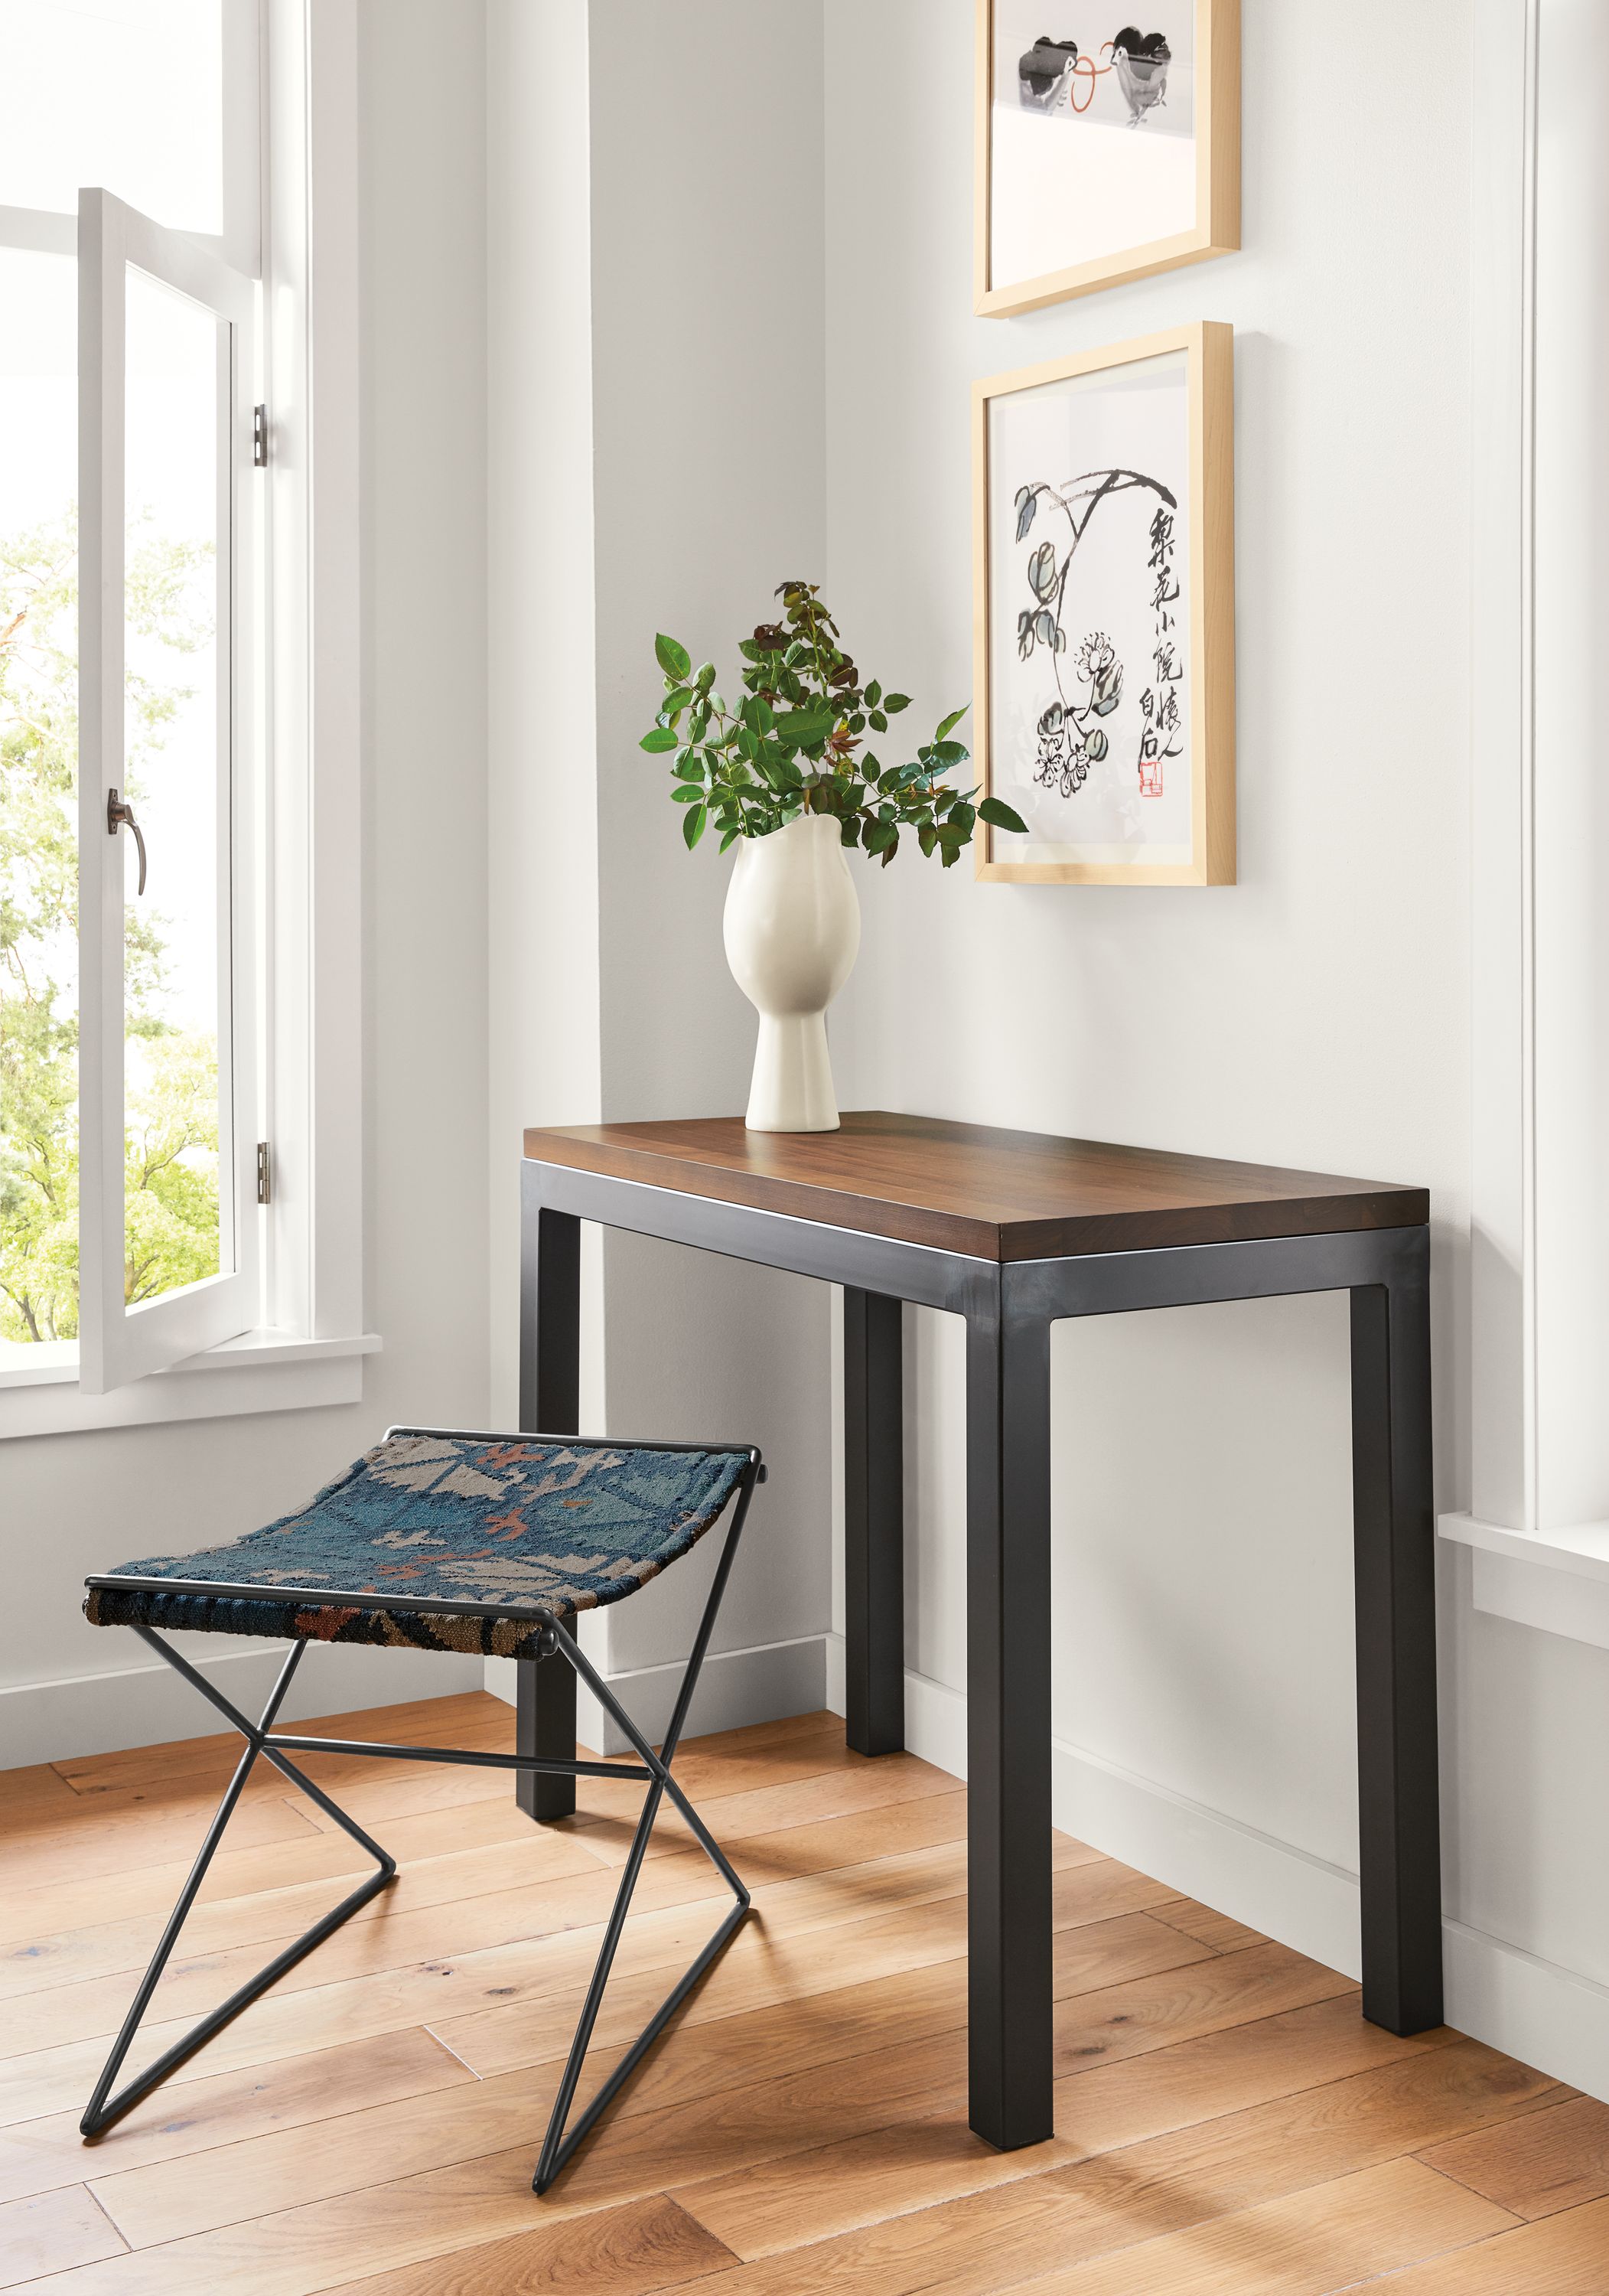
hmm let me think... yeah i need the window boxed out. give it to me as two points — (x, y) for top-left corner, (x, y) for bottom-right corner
(0, 0), (370, 1433)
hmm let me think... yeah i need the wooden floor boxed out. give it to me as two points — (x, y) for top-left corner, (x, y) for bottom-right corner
(2, 1698), (1605, 2294)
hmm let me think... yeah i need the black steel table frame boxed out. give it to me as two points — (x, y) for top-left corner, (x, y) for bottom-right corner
(516, 1156), (1441, 2154)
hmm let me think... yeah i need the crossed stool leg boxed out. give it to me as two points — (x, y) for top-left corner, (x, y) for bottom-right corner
(80, 1454), (759, 2194)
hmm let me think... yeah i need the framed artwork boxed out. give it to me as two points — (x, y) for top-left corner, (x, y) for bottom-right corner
(975, 0), (1239, 317)
(972, 322), (1234, 886)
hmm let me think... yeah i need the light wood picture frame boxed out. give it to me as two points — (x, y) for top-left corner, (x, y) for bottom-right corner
(973, 321), (1234, 886)
(975, 0), (1239, 318)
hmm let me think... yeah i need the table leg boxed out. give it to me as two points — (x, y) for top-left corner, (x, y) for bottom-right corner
(516, 1184), (581, 1823)
(1350, 1227), (1443, 2032)
(843, 1287), (905, 1756)
(966, 1283), (1054, 2150)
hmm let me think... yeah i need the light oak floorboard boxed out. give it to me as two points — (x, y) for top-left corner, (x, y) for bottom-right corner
(0, 1793), (601, 1953)
(416, 1853), (1178, 2092)
(1416, 2091), (1609, 2219)
(1364, 2191), (1609, 2291)
(0, 1701), (1565, 2296)
(660, 2039), (1559, 2296)
(285, 1723), (898, 1844)
(46, 1694), (508, 1800)
(1151, 1896), (1269, 1953)
(0, 1818), (1130, 2110)
(37, 1709), (523, 1823)
(1, 1795), (324, 1895)
(81, 1929), (1410, 2253)
(319, 2192), (734, 2296)
(983, 2156), (1516, 2295)
(667, 1994), (1458, 2263)
(0, 2027), (473, 2206)
(436, 1906), (1213, 2087)
(0, 2187), (124, 2288)
(85, 1870), (1181, 2251)
(0, 1823), (607, 2001)
(0, 1770), (83, 1833)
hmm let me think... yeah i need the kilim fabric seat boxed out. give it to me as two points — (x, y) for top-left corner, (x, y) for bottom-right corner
(80, 1426), (762, 2193)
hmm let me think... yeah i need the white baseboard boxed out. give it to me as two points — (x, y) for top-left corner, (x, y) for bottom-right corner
(823, 1634), (1609, 2105)
(1, 1642), (485, 1771)
(484, 1631), (827, 1754)
(1443, 1915), (1609, 2102)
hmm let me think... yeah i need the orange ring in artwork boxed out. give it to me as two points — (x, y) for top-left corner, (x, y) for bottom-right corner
(1069, 42), (1116, 112)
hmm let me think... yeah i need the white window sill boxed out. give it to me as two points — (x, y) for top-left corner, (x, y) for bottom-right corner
(0, 1330), (382, 1440)
(1439, 1511), (1609, 1653)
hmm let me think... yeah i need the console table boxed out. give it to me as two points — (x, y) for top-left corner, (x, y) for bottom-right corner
(515, 1110), (1440, 2153)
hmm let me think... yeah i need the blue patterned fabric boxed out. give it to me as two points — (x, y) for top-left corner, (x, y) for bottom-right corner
(84, 1430), (751, 1660)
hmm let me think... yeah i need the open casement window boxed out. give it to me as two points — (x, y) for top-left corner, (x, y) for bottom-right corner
(77, 189), (259, 1394)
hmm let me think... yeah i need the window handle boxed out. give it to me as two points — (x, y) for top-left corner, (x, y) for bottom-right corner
(107, 789), (147, 895)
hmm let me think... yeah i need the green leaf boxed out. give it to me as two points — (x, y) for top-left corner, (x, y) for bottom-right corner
(869, 709), (888, 732)
(839, 816), (861, 846)
(640, 726), (679, 753)
(663, 685), (695, 713)
(979, 796), (1029, 834)
(933, 739), (968, 765)
(865, 679), (882, 707)
(673, 752), (705, 781)
(883, 693), (910, 713)
(774, 704), (837, 745)
(682, 803), (707, 849)
(671, 784), (705, 802)
(935, 706), (970, 742)
(656, 634), (692, 681)
(719, 824), (742, 851)
(941, 841), (959, 867)
(863, 818), (897, 853)
(695, 660), (716, 690)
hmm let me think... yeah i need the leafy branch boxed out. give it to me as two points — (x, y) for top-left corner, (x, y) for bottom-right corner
(640, 579), (1025, 868)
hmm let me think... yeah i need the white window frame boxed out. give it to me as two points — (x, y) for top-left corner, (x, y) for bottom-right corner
(77, 186), (261, 1394)
(1438, 0), (1609, 1634)
(0, 0), (375, 1436)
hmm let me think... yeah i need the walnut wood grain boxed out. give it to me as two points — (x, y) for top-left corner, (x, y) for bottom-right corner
(522, 1112), (1428, 1261)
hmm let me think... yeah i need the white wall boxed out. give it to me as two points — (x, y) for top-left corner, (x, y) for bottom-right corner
(818, 0), (1609, 2104)
(483, 0), (834, 1746)
(0, 0), (493, 1765)
(821, 1), (1474, 1877)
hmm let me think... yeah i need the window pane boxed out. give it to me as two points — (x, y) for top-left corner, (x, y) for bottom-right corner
(0, 1), (223, 232)
(123, 263), (226, 1312)
(0, 246), (77, 1347)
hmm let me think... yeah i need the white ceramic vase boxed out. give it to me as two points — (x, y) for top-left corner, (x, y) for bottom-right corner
(723, 813), (860, 1132)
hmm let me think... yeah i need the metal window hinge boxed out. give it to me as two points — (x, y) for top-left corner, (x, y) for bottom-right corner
(253, 405), (269, 468)
(256, 1141), (272, 1205)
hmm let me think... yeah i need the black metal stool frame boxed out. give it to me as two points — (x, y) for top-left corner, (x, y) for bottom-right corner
(80, 1435), (762, 2196)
